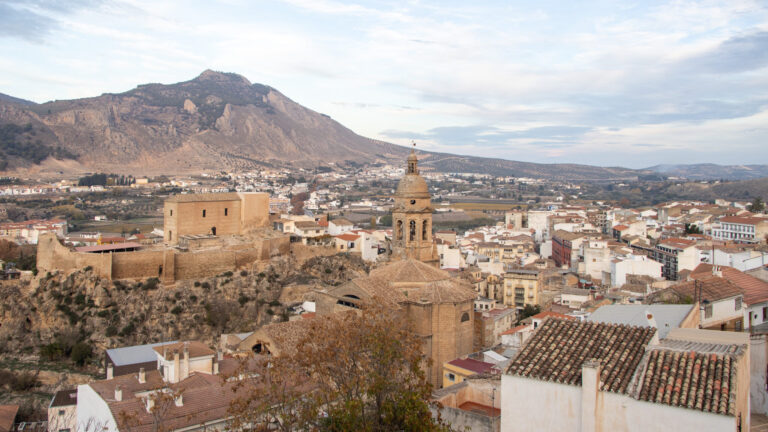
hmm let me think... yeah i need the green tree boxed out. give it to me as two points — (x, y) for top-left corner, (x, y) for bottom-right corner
(748, 197), (765, 213)
(518, 304), (541, 322)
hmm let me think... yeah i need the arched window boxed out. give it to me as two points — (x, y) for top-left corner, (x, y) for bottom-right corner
(337, 294), (361, 309)
(409, 220), (416, 242)
(422, 220), (428, 241)
(460, 312), (470, 322)
(396, 220), (403, 241)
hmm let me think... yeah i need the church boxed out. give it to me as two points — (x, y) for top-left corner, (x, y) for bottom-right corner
(240, 150), (476, 388)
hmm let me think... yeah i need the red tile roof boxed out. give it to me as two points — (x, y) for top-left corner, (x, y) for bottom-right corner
(633, 345), (742, 415)
(613, 225), (629, 231)
(448, 358), (497, 375)
(0, 405), (18, 432)
(720, 216), (768, 225)
(500, 324), (531, 335)
(506, 318), (656, 394)
(75, 242), (142, 253)
(669, 276), (743, 302)
(692, 264), (768, 305)
(335, 234), (360, 242)
(530, 311), (577, 321)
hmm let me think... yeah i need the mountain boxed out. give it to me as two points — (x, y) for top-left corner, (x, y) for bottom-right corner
(0, 70), (758, 181)
(646, 164), (768, 181)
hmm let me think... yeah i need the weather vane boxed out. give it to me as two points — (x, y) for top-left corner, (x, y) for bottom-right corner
(412, 141), (416, 149)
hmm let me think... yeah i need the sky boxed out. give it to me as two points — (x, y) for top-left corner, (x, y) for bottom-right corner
(1, 0), (768, 168)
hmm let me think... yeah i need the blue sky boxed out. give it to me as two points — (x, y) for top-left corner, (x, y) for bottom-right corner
(1, 0), (767, 168)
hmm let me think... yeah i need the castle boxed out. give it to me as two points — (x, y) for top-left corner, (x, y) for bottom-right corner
(36, 192), (288, 284)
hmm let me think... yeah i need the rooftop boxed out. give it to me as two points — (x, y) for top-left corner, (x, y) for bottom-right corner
(447, 358), (497, 375)
(669, 275), (743, 302)
(165, 192), (241, 203)
(587, 304), (694, 339)
(107, 341), (179, 366)
(506, 318), (656, 394)
(692, 264), (768, 305)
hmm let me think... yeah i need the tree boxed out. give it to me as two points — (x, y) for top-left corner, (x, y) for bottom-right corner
(684, 223), (702, 234)
(518, 304), (541, 322)
(748, 197), (765, 213)
(228, 305), (451, 432)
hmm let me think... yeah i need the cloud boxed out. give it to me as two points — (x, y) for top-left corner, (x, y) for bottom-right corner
(685, 31), (768, 73)
(0, 0), (106, 42)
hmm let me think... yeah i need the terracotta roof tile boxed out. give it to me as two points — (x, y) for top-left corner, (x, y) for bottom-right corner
(631, 342), (744, 415)
(506, 318), (655, 394)
(692, 264), (768, 305)
(669, 276), (743, 302)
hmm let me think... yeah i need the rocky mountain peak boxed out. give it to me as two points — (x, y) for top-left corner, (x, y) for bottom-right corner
(195, 69), (252, 86)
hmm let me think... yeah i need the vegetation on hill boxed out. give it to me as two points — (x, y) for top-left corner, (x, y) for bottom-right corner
(0, 123), (77, 169)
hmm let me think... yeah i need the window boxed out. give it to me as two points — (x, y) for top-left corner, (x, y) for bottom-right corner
(447, 373), (456, 382)
(409, 220), (416, 241)
(169, 210), (173, 216)
(58, 410), (66, 416)
(224, 208), (228, 216)
(168, 230), (172, 241)
(763, 306), (767, 321)
(735, 297), (742, 311)
(460, 312), (470, 322)
(705, 304), (713, 319)
(202, 209), (206, 218)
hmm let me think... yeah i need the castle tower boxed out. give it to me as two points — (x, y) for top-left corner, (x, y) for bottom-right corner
(391, 149), (438, 264)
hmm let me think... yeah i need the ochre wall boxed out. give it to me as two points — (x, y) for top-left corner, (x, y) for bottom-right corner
(36, 233), (289, 284)
(164, 199), (243, 244)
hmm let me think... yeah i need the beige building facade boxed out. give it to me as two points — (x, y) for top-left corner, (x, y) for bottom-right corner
(164, 192), (269, 244)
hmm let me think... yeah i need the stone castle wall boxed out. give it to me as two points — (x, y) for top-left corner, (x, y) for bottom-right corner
(36, 233), (289, 284)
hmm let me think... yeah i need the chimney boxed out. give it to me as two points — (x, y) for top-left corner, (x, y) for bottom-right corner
(138, 367), (146, 384)
(581, 359), (601, 432)
(173, 351), (180, 383)
(213, 360), (219, 375)
(174, 394), (183, 407)
(146, 396), (154, 412)
(646, 312), (660, 345)
(107, 364), (114, 380)
(217, 350), (223, 362)
(114, 385), (122, 401)
(182, 344), (190, 381)
(712, 265), (722, 278)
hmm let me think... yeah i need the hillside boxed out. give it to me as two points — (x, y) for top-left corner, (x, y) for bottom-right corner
(0, 70), (761, 180)
(646, 164), (768, 181)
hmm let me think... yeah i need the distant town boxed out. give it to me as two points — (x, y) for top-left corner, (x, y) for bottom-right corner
(0, 151), (767, 432)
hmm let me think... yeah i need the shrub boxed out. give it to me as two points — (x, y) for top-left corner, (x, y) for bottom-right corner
(119, 322), (135, 337)
(222, 271), (233, 278)
(170, 306), (183, 315)
(40, 342), (65, 361)
(201, 282), (211, 290)
(266, 308), (274, 315)
(74, 294), (86, 305)
(105, 326), (118, 337)
(240, 270), (248, 277)
(142, 277), (160, 290)
(238, 295), (249, 306)
(189, 295), (198, 303)
(324, 268), (332, 274)
(10, 371), (39, 391)
(268, 300), (281, 307)
(84, 266), (93, 272)
(194, 281), (201, 287)
(71, 342), (93, 366)
(96, 310), (110, 318)
(174, 291), (182, 300)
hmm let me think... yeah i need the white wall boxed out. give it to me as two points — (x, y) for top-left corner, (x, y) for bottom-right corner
(77, 385), (117, 432)
(701, 297), (744, 328)
(501, 374), (736, 432)
(501, 375), (581, 431)
(611, 256), (662, 288)
(751, 335), (768, 415)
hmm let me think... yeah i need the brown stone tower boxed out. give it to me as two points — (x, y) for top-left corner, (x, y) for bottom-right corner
(391, 149), (438, 265)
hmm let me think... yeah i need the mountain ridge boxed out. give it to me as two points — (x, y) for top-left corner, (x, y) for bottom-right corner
(0, 70), (765, 181)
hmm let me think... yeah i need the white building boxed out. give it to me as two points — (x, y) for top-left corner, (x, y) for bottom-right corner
(712, 216), (768, 243)
(610, 254), (663, 288)
(501, 319), (750, 431)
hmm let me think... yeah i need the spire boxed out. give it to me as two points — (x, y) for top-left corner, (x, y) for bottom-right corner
(407, 141), (418, 174)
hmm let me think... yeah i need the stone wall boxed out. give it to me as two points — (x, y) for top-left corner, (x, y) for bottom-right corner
(37, 233), (290, 284)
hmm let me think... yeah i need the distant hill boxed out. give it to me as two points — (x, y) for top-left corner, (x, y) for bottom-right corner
(646, 164), (768, 181)
(0, 92), (36, 106)
(0, 70), (757, 181)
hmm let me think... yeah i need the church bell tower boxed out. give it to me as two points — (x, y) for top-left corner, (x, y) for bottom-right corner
(391, 148), (437, 264)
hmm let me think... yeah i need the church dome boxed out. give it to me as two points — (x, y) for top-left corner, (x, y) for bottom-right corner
(395, 174), (430, 199)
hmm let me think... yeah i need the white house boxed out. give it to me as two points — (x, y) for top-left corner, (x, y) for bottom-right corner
(610, 254), (663, 288)
(501, 319), (750, 431)
(327, 218), (355, 235)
